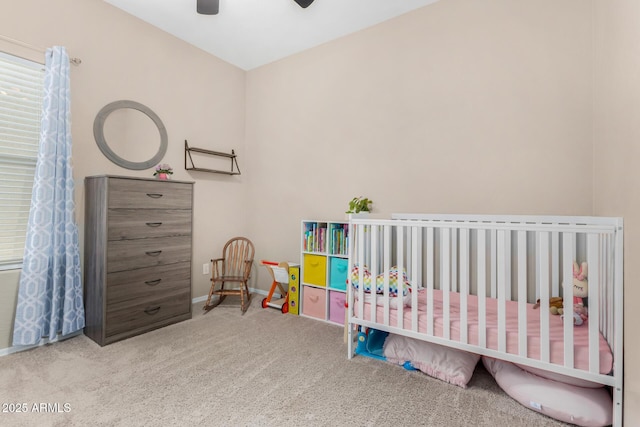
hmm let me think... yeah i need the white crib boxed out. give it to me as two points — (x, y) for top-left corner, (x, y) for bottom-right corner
(346, 214), (623, 425)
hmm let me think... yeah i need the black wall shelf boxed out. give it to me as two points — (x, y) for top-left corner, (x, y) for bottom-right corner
(184, 140), (241, 175)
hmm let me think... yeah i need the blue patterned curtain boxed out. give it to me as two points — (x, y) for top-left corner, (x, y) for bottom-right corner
(12, 47), (84, 346)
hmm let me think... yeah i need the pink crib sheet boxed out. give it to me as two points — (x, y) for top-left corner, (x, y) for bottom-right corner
(355, 289), (613, 374)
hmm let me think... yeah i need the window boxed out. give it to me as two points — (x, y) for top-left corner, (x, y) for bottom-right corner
(0, 51), (44, 269)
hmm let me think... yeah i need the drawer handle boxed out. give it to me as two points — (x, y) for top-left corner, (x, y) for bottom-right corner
(309, 296), (319, 303)
(145, 279), (162, 286)
(144, 306), (161, 315)
(146, 193), (163, 199)
(145, 250), (162, 256)
(309, 261), (319, 267)
(145, 222), (163, 227)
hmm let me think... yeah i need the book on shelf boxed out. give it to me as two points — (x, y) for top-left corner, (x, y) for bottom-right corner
(328, 223), (349, 255)
(303, 222), (329, 253)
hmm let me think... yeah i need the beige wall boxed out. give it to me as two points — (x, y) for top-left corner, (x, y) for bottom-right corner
(0, 0), (247, 349)
(0, 271), (20, 349)
(593, 0), (640, 423)
(245, 0), (592, 267)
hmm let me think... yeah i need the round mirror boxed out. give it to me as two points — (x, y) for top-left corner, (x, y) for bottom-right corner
(93, 100), (168, 170)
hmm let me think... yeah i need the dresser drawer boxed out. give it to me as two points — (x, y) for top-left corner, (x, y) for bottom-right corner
(107, 262), (191, 305)
(108, 178), (192, 210)
(108, 209), (192, 241)
(107, 235), (191, 273)
(105, 289), (191, 338)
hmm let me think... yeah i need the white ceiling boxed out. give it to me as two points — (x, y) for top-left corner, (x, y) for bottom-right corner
(103, 0), (440, 70)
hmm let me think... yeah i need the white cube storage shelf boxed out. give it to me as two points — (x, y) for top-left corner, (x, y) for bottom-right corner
(300, 220), (349, 325)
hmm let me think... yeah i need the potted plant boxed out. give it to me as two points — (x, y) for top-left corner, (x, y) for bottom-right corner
(346, 196), (372, 214)
(154, 163), (173, 180)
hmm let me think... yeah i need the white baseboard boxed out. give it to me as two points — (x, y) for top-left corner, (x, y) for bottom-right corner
(192, 294), (209, 304)
(0, 330), (82, 357)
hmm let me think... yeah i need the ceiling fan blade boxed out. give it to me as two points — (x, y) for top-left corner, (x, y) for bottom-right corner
(197, 0), (219, 15)
(294, 0), (315, 8)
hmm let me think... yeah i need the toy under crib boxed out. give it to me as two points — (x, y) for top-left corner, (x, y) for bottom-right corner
(355, 327), (416, 370)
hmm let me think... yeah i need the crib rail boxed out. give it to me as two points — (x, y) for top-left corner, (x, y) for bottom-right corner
(347, 214), (623, 424)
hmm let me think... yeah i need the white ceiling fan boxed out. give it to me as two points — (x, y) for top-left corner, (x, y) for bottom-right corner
(197, 0), (314, 15)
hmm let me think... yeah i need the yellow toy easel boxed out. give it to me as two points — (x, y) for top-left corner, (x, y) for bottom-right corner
(261, 260), (291, 313)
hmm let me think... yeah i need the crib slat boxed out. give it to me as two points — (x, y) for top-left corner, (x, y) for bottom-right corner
(606, 234), (614, 347)
(357, 224), (365, 325)
(426, 227), (435, 336)
(396, 225), (404, 330)
(588, 234), (600, 374)
(383, 225), (391, 326)
(415, 226), (423, 288)
(451, 228), (458, 293)
(535, 232), (540, 302)
(442, 228), (451, 340)
(490, 229), (497, 299)
(477, 229), (487, 348)
(497, 230), (507, 353)
(370, 225), (378, 324)
(404, 227), (411, 282)
(562, 232), (575, 369)
(552, 232), (560, 297)
(411, 227), (419, 332)
(517, 230), (527, 357)
(538, 231), (550, 363)
(460, 228), (469, 344)
(505, 230), (512, 301)
(601, 234), (612, 348)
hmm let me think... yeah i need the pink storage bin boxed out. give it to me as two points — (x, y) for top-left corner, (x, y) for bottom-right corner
(328, 291), (346, 324)
(302, 286), (326, 320)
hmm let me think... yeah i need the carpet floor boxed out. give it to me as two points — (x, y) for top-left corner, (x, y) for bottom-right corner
(0, 298), (570, 426)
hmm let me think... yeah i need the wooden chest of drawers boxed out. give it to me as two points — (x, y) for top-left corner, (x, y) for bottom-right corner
(84, 176), (194, 346)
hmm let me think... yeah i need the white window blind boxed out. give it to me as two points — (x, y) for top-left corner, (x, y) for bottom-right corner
(0, 51), (44, 269)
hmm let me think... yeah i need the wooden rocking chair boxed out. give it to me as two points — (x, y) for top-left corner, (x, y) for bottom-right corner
(203, 237), (255, 314)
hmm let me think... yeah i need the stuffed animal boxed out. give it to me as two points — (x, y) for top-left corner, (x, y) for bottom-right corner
(533, 261), (589, 326)
(558, 261), (589, 325)
(533, 297), (563, 311)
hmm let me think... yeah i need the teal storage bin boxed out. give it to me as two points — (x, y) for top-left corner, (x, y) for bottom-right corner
(329, 258), (348, 291)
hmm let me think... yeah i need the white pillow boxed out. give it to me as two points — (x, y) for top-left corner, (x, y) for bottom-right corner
(483, 357), (612, 427)
(383, 334), (479, 388)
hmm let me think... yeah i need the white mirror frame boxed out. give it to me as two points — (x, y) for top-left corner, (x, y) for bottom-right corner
(93, 100), (168, 170)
